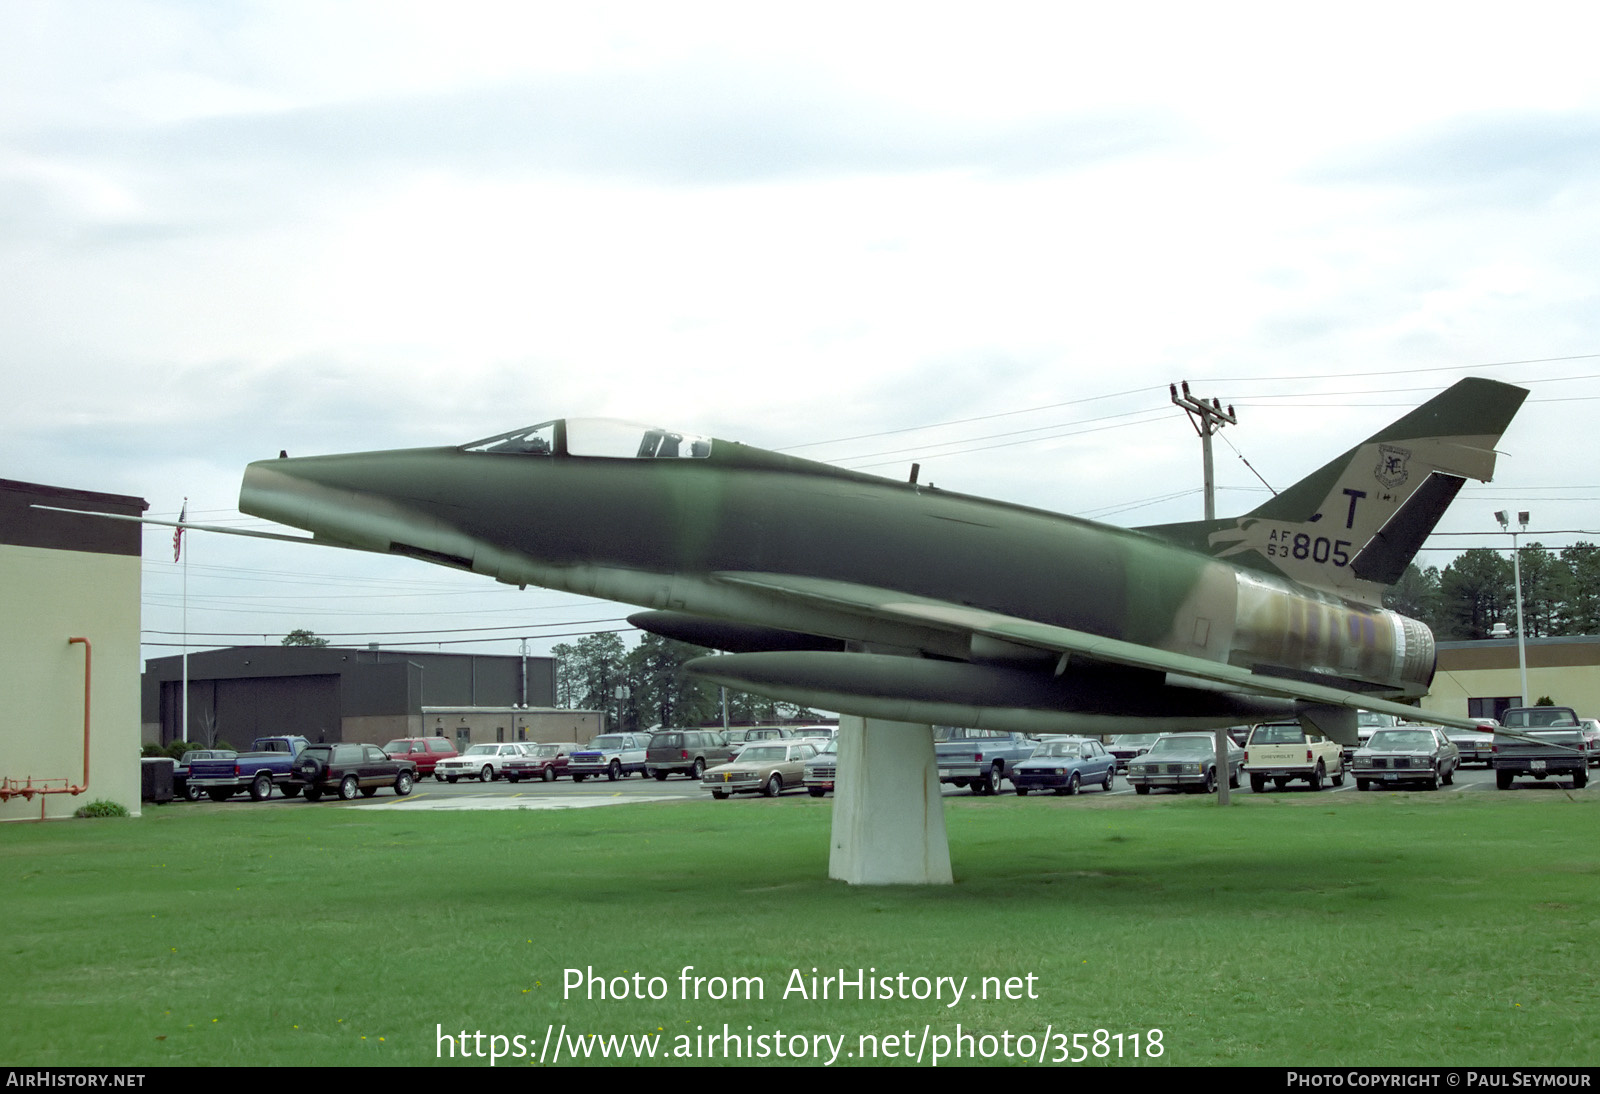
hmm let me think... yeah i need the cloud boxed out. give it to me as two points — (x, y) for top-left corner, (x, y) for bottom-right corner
(1313, 110), (1600, 204)
(22, 59), (1179, 194)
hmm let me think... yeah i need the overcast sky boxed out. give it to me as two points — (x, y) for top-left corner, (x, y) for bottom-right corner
(5, 1), (1599, 666)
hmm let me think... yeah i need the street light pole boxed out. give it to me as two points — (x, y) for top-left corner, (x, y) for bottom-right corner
(1495, 510), (1530, 706)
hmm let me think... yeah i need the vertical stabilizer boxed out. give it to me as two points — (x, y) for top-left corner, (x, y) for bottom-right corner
(1138, 378), (1527, 603)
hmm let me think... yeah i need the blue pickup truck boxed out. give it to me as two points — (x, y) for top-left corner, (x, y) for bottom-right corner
(934, 727), (1037, 795)
(186, 736), (312, 801)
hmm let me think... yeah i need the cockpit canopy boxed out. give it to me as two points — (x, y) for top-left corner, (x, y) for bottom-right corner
(461, 419), (712, 460)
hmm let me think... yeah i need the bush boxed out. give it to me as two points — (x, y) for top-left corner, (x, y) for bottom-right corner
(165, 740), (199, 759)
(74, 800), (130, 818)
(141, 743), (168, 758)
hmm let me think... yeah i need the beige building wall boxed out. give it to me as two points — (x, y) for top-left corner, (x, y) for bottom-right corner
(1420, 639), (1600, 721)
(341, 714), (418, 745)
(422, 707), (603, 747)
(2, 544), (142, 821)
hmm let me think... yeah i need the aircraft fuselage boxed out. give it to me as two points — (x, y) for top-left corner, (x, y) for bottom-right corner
(241, 425), (1431, 729)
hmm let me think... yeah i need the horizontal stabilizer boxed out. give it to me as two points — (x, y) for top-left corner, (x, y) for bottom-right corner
(1350, 473), (1464, 585)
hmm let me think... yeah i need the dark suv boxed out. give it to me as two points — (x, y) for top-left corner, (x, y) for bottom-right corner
(646, 730), (736, 780)
(290, 744), (417, 802)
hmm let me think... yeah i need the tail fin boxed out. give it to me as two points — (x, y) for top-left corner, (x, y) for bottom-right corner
(1139, 378), (1528, 603)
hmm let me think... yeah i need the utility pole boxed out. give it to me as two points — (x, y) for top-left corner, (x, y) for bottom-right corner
(1170, 382), (1239, 804)
(1170, 381), (1237, 520)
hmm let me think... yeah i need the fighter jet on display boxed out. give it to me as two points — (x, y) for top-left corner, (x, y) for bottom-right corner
(236, 379), (1526, 743)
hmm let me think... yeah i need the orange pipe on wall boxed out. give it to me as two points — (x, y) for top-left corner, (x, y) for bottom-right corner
(69, 636), (90, 794)
(0, 637), (91, 815)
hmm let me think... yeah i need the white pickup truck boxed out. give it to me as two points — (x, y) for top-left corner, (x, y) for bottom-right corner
(1243, 722), (1346, 792)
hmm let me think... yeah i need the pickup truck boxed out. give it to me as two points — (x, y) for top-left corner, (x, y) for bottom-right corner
(1243, 722), (1346, 792)
(1493, 707), (1589, 790)
(934, 727), (1036, 795)
(186, 736), (312, 801)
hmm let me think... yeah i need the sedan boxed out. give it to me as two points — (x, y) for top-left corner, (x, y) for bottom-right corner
(1012, 738), (1116, 796)
(1107, 733), (1162, 773)
(1444, 724), (1495, 767)
(501, 742), (580, 783)
(703, 742), (817, 799)
(804, 739), (839, 797)
(1352, 727), (1460, 791)
(1125, 733), (1243, 795)
(1580, 720), (1600, 767)
(434, 743), (530, 783)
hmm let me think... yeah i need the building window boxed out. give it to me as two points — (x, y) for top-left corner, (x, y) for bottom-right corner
(1468, 696), (1520, 722)
(496, 726), (505, 742)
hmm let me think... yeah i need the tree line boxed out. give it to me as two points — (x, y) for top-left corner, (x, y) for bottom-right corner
(1385, 543), (1600, 640)
(549, 632), (820, 731)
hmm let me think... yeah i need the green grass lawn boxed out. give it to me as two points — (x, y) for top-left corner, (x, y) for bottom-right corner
(4, 789), (1597, 1067)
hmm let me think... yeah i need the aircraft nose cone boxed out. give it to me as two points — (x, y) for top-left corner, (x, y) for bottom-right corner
(239, 453), (476, 563)
(239, 459), (390, 551)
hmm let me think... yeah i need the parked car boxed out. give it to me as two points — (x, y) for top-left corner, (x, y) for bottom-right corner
(1352, 727), (1460, 791)
(934, 727), (1035, 795)
(1107, 733), (1163, 773)
(1444, 723), (1496, 767)
(289, 743), (416, 802)
(1125, 733), (1243, 794)
(567, 733), (654, 781)
(1492, 707), (1587, 789)
(186, 736), (311, 801)
(703, 741), (817, 799)
(1011, 738), (1116, 796)
(434, 742), (531, 783)
(1242, 721), (1345, 792)
(1580, 720), (1600, 767)
(172, 748), (235, 801)
(645, 730), (734, 780)
(502, 742), (580, 783)
(1347, 711), (1401, 767)
(381, 737), (459, 779)
(804, 739), (839, 797)
(723, 726), (794, 760)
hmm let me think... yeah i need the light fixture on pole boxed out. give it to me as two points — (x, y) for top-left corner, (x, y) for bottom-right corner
(1494, 509), (1530, 706)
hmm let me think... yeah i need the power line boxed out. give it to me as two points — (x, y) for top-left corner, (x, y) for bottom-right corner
(1196, 352), (1600, 384)
(141, 625), (639, 650)
(775, 385), (1165, 451)
(141, 616), (631, 638)
(846, 411), (1179, 470)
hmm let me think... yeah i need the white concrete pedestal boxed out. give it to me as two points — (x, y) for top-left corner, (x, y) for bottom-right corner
(828, 715), (953, 885)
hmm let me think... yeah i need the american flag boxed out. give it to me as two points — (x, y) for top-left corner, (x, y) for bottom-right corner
(173, 499), (187, 562)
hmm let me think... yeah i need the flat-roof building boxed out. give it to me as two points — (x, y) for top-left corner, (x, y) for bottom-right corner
(1422, 636), (1600, 722)
(2, 478), (146, 820)
(141, 646), (559, 748)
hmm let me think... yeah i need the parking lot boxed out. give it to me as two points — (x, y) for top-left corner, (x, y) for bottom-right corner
(168, 755), (1578, 812)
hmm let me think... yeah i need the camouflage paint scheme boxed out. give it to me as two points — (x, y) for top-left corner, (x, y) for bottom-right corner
(238, 379), (1526, 742)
